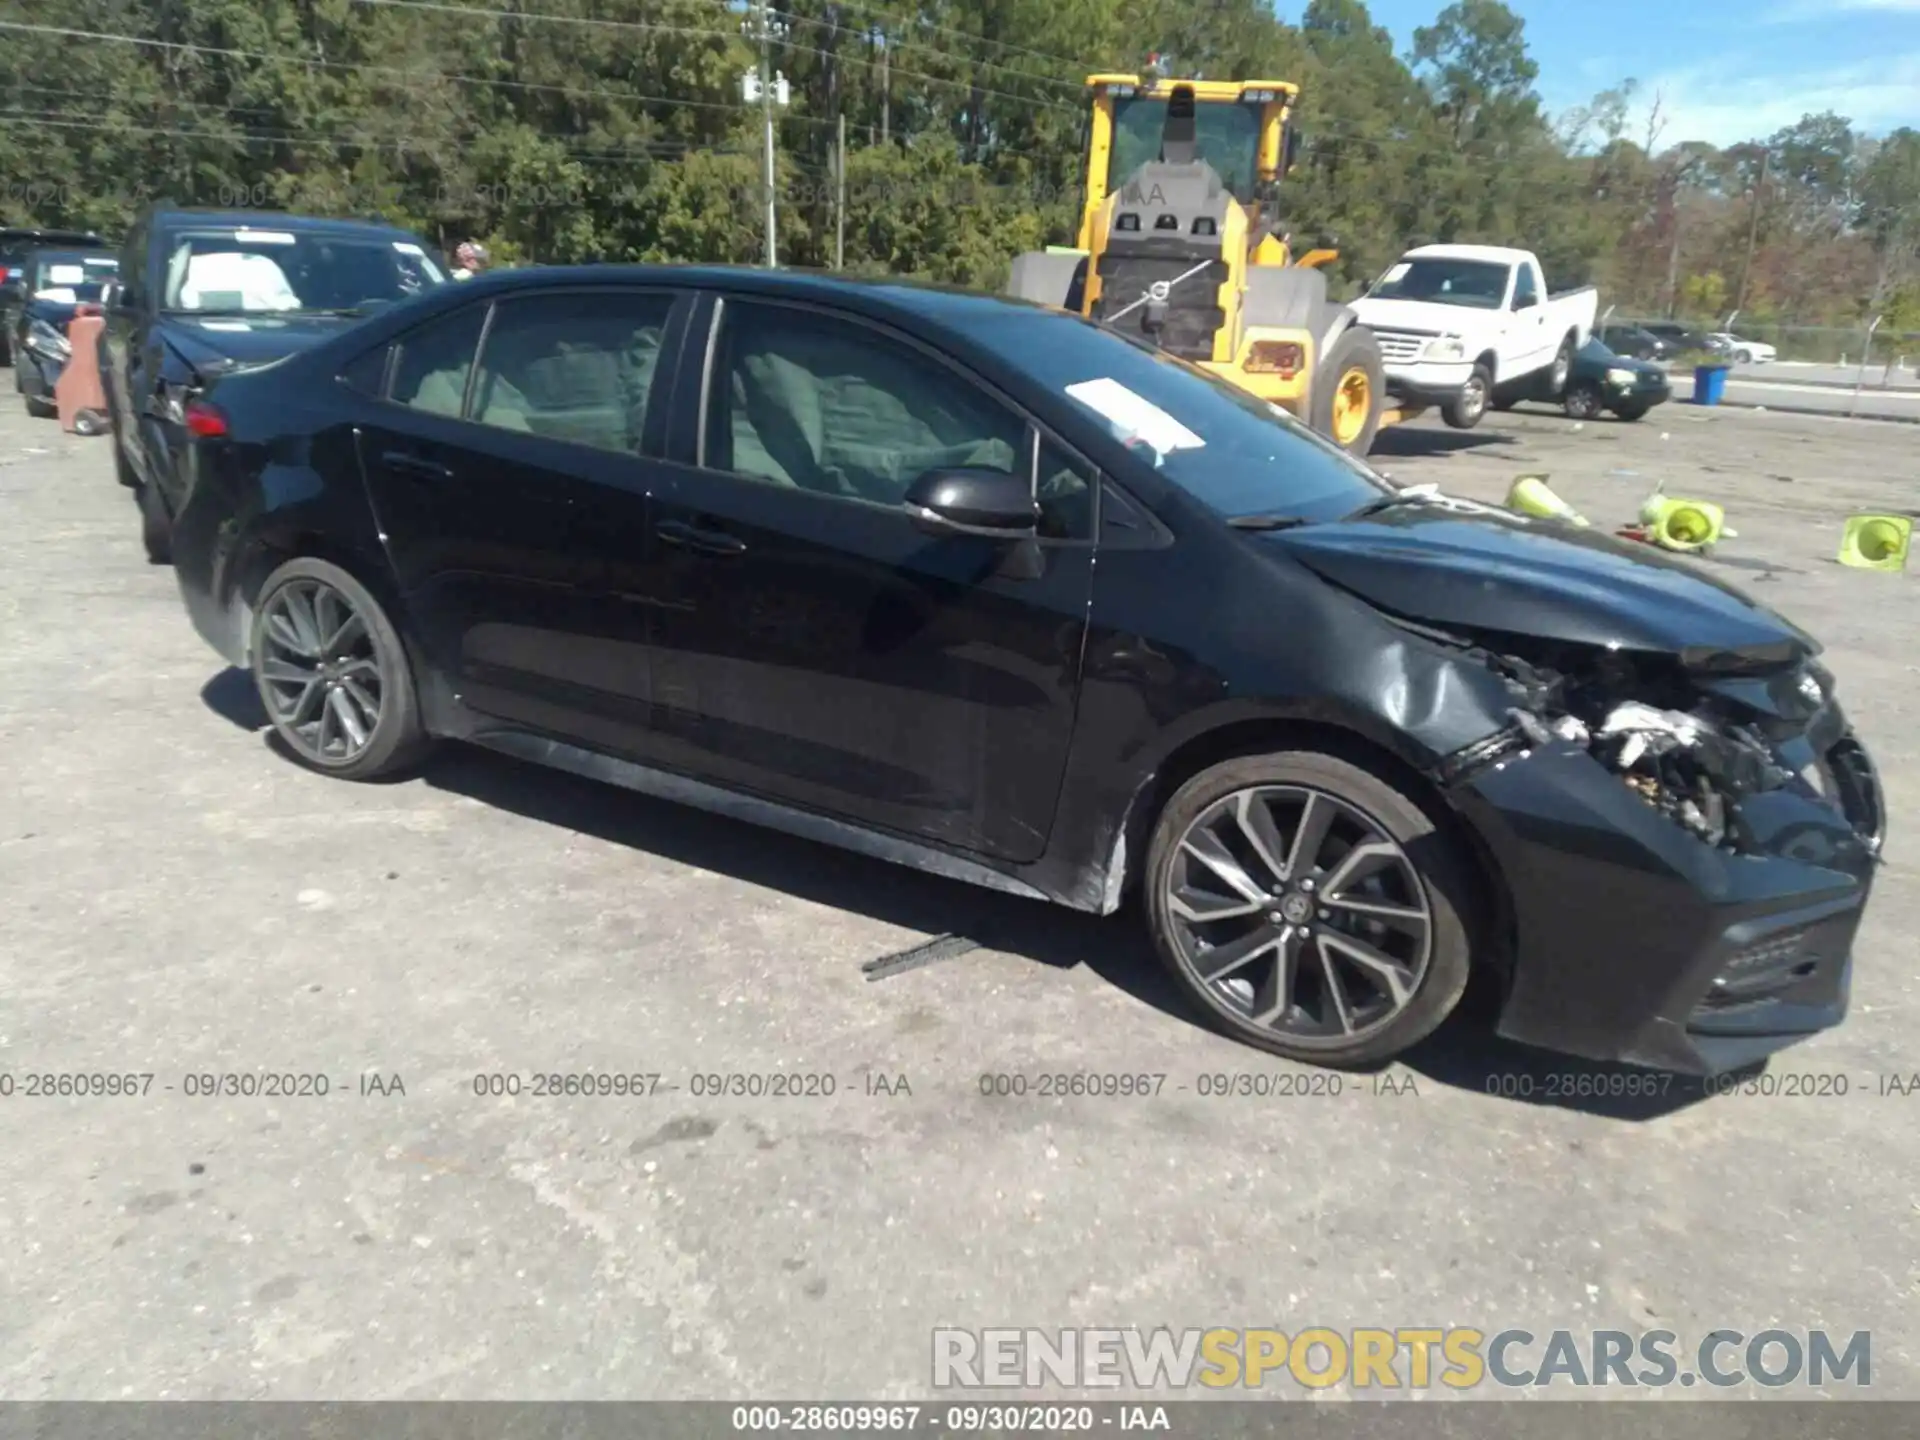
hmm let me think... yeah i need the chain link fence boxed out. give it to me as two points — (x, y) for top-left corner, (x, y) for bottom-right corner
(1611, 313), (1918, 376)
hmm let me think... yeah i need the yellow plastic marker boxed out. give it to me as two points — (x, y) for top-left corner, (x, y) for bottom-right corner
(1637, 481), (1734, 552)
(1507, 475), (1590, 527)
(1838, 513), (1912, 571)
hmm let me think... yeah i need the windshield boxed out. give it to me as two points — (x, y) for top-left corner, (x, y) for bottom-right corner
(1108, 96), (1261, 201)
(1367, 258), (1510, 309)
(31, 251), (118, 301)
(981, 309), (1391, 523)
(161, 228), (446, 314)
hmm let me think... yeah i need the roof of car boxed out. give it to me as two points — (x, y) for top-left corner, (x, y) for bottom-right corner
(1403, 243), (1530, 265)
(442, 262), (1075, 332)
(145, 207), (427, 240)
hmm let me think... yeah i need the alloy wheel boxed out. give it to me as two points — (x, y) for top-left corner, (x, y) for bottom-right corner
(1564, 383), (1603, 420)
(1162, 785), (1433, 1043)
(1461, 375), (1486, 420)
(257, 578), (385, 765)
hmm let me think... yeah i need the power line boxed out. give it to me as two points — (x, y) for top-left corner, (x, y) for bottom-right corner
(0, 18), (836, 129)
(351, 0), (1082, 111)
(0, 109), (758, 164)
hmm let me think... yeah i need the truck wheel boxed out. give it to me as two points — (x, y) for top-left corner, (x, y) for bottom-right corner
(1443, 364), (1491, 430)
(1545, 335), (1574, 396)
(1312, 327), (1384, 456)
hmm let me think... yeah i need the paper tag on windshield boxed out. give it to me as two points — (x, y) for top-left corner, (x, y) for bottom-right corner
(234, 230), (296, 244)
(47, 264), (86, 285)
(392, 242), (426, 256)
(1064, 378), (1205, 455)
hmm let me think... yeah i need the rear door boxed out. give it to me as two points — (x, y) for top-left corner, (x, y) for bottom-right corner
(353, 284), (689, 749)
(636, 292), (1097, 863)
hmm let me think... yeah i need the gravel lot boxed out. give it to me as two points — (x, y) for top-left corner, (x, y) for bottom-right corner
(1, 395), (1916, 1404)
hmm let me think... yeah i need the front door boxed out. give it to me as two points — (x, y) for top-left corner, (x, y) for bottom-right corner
(353, 286), (688, 748)
(639, 294), (1097, 864)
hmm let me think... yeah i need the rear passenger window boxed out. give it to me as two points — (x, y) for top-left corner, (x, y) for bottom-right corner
(391, 304), (487, 419)
(469, 291), (675, 453)
(340, 344), (391, 398)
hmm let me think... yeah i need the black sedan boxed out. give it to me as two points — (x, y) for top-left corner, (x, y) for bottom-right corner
(167, 265), (1884, 1074)
(1559, 337), (1671, 421)
(0, 225), (106, 365)
(13, 247), (119, 417)
(102, 207), (448, 562)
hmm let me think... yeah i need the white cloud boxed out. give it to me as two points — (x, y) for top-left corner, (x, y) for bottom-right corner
(1630, 53), (1920, 146)
(1763, 0), (1920, 20)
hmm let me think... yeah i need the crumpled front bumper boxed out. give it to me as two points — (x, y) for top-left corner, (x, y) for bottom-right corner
(1446, 726), (1883, 1075)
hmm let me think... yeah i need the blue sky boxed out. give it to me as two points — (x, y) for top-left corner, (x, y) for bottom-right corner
(1277, 0), (1920, 146)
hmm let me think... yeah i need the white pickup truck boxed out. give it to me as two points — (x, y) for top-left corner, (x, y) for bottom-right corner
(1349, 244), (1599, 429)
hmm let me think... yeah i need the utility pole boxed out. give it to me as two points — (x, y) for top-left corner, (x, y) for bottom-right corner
(835, 113), (847, 270)
(1734, 146), (1769, 315)
(742, 0), (788, 268)
(879, 31), (890, 145)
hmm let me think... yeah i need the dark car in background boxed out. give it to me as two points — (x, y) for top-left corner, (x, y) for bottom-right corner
(163, 265), (1883, 1077)
(1559, 337), (1672, 421)
(103, 207), (449, 561)
(1638, 321), (1728, 358)
(1, 225), (107, 365)
(13, 246), (119, 417)
(1596, 322), (1671, 362)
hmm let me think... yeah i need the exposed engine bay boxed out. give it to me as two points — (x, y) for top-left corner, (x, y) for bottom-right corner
(1411, 618), (1867, 855)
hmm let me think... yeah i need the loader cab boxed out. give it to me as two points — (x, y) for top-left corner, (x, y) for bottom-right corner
(1080, 75), (1296, 254)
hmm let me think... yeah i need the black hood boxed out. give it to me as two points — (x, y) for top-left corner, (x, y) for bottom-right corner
(158, 312), (364, 374)
(1265, 501), (1817, 669)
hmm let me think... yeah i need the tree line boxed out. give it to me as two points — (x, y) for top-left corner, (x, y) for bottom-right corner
(3, 0), (1917, 344)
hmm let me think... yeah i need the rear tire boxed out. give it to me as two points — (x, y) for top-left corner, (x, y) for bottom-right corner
(136, 481), (173, 565)
(1311, 326), (1384, 456)
(1543, 335), (1574, 396)
(249, 557), (431, 782)
(1442, 364), (1492, 429)
(24, 394), (55, 419)
(1143, 750), (1476, 1068)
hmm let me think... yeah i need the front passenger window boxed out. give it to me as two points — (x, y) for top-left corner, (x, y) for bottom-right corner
(706, 301), (1024, 504)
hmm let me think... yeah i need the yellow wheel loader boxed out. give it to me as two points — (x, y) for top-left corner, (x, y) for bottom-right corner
(1006, 72), (1402, 456)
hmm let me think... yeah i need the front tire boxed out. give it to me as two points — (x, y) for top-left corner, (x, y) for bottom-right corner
(1442, 364), (1491, 429)
(1143, 751), (1475, 1068)
(249, 557), (431, 781)
(1735, 349), (1752, 364)
(1311, 326), (1385, 456)
(1613, 400), (1650, 422)
(1562, 381), (1605, 421)
(136, 480), (173, 564)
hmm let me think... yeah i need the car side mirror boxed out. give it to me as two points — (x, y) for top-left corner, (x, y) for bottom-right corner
(904, 468), (1038, 540)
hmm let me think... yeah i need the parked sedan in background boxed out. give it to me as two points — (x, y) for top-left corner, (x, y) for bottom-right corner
(102, 206), (448, 562)
(1639, 321), (1727, 358)
(1596, 322), (1671, 363)
(0, 225), (106, 365)
(13, 247), (119, 417)
(163, 264), (1883, 1076)
(1710, 332), (1777, 364)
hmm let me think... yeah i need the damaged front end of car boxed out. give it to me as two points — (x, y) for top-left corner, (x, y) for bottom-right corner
(1417, 618), (1884, 1074)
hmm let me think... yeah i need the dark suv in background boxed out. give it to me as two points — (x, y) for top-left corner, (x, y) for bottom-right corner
(0, 226), (107, 365)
